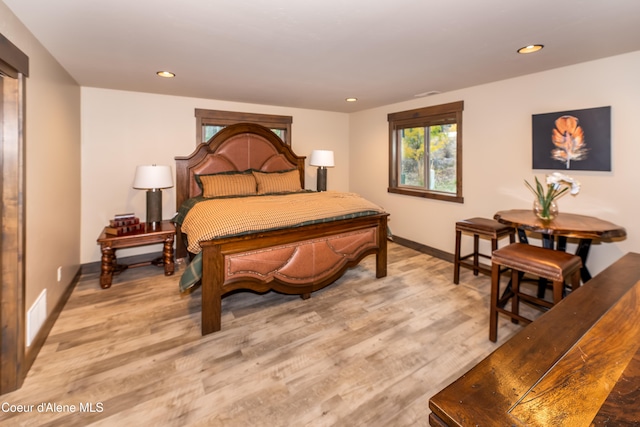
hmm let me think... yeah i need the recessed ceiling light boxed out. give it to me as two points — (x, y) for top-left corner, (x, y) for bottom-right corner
(345, 97), (358, 102)
(156, 71), (176, 78)
(517, 44), (544, 54)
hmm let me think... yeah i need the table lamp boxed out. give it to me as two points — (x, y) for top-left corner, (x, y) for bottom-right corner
(309, 150), (334, 192)
(133, 164), (173, 226)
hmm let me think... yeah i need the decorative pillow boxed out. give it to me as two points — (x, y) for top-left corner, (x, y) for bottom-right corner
(199, 173), (257, 198)
(195, 170), (250, 191)
(252, 169), (302, 194)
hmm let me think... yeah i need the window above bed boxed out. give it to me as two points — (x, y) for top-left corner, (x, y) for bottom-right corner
(195, 109), (292, 146)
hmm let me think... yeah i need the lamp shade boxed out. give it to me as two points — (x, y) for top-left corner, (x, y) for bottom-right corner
(309, 150), (335, 167)
(133, 165), (174, 189)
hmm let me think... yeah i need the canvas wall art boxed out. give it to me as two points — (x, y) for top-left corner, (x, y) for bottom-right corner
(532, 106), (611, 171)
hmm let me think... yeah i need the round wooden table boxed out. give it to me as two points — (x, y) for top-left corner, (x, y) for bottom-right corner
(494, 209), (626, 283)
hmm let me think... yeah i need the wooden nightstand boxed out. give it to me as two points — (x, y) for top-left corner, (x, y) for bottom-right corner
(96, 220), (175, 289)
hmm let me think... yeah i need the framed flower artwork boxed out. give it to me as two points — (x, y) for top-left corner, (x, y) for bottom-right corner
(532, 106), (611, 171)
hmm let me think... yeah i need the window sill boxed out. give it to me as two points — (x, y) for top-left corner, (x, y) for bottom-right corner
(387, 187), (463, 203)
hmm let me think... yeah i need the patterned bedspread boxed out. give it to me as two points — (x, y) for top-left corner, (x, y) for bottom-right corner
(175, 191), (386, 291)
(180, 191), (385, 254)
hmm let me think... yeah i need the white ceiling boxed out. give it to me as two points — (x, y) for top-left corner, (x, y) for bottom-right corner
(5, 0), (640, 113)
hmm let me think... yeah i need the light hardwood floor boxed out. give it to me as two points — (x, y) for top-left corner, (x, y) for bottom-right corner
(1, 242), (533, 426)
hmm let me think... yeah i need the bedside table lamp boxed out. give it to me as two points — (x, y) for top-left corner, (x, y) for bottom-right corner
(133, 164), (173, 226)
(309, 150), (334, 192)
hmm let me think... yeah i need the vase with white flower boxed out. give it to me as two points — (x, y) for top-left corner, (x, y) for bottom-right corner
(525, 172), (581, 221)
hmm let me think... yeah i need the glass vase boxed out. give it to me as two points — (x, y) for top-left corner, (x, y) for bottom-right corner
(533, 199), (558, 221)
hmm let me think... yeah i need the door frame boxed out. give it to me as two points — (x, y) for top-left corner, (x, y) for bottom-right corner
(0, 32), (29, 394)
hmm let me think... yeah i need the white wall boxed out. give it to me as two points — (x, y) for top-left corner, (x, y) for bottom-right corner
(350, 51), (640, 277)
(80, 89), (349, 263)
(81, 52), (640, 275)
(0, 2), (82, 317)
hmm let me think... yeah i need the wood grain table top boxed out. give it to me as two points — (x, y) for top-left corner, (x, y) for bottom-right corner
(429, 252), (640, 426)
(97, 220), (175, 244)
(494, 209), (626, 240)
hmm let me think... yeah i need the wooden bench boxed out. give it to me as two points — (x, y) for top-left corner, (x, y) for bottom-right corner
(429, 252), (640, 426)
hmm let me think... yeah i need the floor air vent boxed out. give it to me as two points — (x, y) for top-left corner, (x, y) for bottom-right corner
(27, 289), (47, 347)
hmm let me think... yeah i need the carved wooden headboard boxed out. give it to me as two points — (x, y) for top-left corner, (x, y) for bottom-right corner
(175, 123), (306, 212)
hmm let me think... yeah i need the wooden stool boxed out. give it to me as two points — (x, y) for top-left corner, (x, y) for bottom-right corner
(453, 217), (515, 284)
(489, 243), (582, 342)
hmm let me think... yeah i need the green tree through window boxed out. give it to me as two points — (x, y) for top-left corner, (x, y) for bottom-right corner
(389, 101), (463, 203)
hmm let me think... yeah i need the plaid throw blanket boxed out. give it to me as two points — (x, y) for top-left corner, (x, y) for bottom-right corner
(177, 191), (385, 291)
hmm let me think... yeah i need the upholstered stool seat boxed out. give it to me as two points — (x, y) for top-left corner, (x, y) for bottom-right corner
(489, 242), (582, 342)
(453, 217), (515, 284)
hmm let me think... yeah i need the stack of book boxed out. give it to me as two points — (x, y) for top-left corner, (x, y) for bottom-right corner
(104, 213), (143, 235)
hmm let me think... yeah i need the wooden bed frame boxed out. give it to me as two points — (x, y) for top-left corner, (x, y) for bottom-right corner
(175, 123), (389, 335)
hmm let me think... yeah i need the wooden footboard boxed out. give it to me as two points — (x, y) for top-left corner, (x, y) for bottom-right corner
(199, 213), (388, 335)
